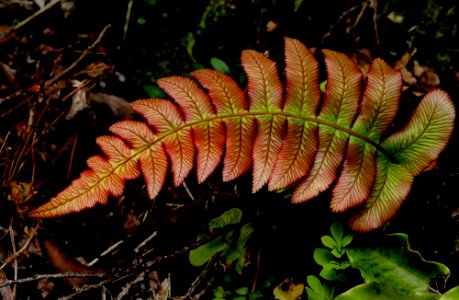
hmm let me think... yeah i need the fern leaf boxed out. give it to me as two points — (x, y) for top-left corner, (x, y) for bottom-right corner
(190, 69), (256, 181)
(30, 38), (455, 232)
(291, 50), (362, 203)
(109, 120), (168, 199)
(331, 59), (402, 212)
(241, 50), (285, 192)
(348, 155), (414, 232)
(382, 90), (455, 175)
(157, 77), (225, 183)
(30, 137), (140, 217)
(131, 99), (195, 186)
(269, 37), (320, 190)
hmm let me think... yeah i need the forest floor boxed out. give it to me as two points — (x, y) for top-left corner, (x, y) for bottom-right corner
(0, 0), (458, 299)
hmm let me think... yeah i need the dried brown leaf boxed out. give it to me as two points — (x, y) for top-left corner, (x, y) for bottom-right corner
(43, 239), (100, 287)
(89, 92), (134, 118)
(420, 70), (440, 87)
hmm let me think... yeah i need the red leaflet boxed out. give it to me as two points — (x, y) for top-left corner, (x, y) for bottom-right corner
(269, 38), (321, 190)
(110, 120), (168, 199)
(252, 115), (285, 192)
(191, 70), (256, 181)
(241, 50), (285, 192)
(283, 37), (321, 116)
(132, 99), (194, 186)
(158, 77), (225, 183)
(331, 59), (402, 211)
(190, 69), (248, 114)
(241, 50), (283, 112)
(292, 50), (362, 203)
(347, 156), (414, 232)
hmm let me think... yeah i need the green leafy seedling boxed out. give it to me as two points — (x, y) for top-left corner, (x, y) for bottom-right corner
(305, 275), (334, 300)
(189, 208), (254, 274)
(312, 223), (353, 282)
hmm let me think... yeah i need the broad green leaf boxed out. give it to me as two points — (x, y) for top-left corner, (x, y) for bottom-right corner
(210, 57), (230, 74)
(335, 283), (438, 300)
(314, 248), (334, 266)
(213, 285), (227, 298)
(319, 268), (338, 281)
(249, 291), (264, 300)
(225, 248), (241, 266)
(307, 275), (323, 291)
(323, 261), (349, 270)
(440, 286), (459, 300)
(341, 235), (353, 247)
(209, 208), (243, 232)
(235, 287), (249, 295)
(306, 276), (334, 300)
(294, 0), (304, 12)
(346, 233), (450, 295)
(189, 236), (227, 266)
(321, 235), (336, 249)
(237, 223), (254, 249)
(330, 223), (343, 242)
(143, 84), (167, 98)
(331, 248), (345, 258)
(382, 90), (455, 175)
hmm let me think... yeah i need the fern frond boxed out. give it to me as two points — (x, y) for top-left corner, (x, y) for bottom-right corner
(30, 38), (455, 232)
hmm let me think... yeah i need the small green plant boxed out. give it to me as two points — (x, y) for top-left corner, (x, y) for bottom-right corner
(305, 223), (353, 299)
(213, 276), (265, 300)
(305, 275), (334, 300)
(314, 222), (353, 281)
(189, 208), (254, 275)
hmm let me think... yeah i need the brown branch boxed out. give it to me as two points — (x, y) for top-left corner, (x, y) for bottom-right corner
(0, 224), (39, 271)
(0, 273), (105, 289)
(44, 24), (111, 88)
(0, 0), (61, 41)
(59, 224), (240, 299)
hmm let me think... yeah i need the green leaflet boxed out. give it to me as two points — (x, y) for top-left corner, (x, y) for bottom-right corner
(331, 59), (402, 212)
(348, 154), (414, 231)
(382, 90), (455, 175)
